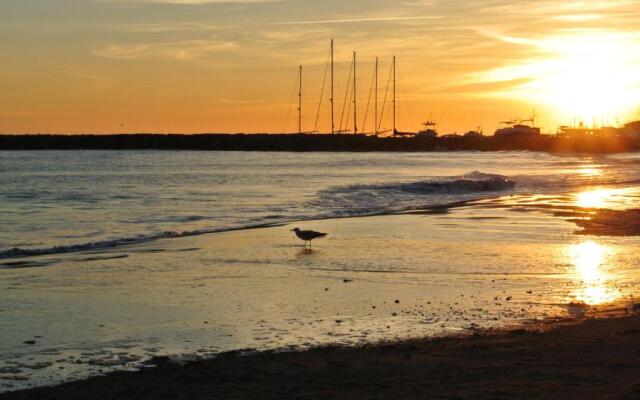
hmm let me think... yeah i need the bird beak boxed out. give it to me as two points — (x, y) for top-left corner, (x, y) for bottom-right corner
(290, 229), (295, 232)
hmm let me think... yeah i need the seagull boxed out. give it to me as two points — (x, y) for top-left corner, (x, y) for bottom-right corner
(291, 228), (327, 248)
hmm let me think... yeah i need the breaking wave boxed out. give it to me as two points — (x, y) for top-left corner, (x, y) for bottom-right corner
(312, 172), (516, 216)
(1, 172), (515, 261)
(373, 172), (515, 195)
(0, 223), (284, 261)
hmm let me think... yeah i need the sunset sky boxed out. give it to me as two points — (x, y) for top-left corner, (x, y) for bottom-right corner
(2, 0), (640, 134)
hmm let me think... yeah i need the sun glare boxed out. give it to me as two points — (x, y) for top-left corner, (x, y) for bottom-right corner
(483, 31), (640, 124)
(571, 241), (606, 281)
(576, 167), (602, 177)
(576, 189), (613, 208)
(575, 187), (635, 209)
(569, 241), (618, 305)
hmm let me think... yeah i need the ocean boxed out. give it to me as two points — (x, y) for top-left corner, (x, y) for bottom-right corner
(2, 150), (639, 258)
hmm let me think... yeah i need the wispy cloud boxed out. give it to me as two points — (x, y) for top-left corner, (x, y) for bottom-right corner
(272, 15), (443, 25)
(479, 0), (636, 15)
(475, 30), (538, 46)
(110, 22), (232, 33)
(551, 14), (604, 21)
(93, 39), (237, 61)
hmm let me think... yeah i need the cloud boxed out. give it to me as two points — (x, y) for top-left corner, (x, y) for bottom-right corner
(551, 14), (604, 21)
(93, 39), (237, 61)
(475, 30), (537, 46)
(272, 15), (443, 25)
(109, 22), (231, 33)
(479, 0), (636, 15)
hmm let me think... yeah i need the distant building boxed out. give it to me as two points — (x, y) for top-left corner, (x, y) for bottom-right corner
(557, 122), (592, 138)
(464, 130), (483, 138)
(624, 121), (640, 138)
(557, 122), (623, 138)
(601, 126), (622, 136)
(494, 123), (540, 137)
(416, 121), (438, 138)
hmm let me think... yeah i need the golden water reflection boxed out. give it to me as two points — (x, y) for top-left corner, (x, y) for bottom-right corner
(576, 189), (614, 208)
(575, 167), (602, 177)
(569, 241), (619, 305)
(575, 187), (639, 209)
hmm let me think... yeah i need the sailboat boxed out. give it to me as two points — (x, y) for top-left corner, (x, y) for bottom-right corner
(288, 40), (407, 137)
(388, 56), (416, 137)
(293, 39), (348, 134)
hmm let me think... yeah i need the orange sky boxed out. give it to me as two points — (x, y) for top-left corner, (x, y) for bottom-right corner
(2, 0), (640, 134)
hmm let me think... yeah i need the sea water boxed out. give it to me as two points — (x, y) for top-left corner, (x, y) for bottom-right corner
(2, 150), (639, 257)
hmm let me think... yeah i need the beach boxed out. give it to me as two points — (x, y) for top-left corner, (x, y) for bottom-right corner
(2, 198), (640, 396)
(2, 151), (640, 396)
(4, 311), (640, 399)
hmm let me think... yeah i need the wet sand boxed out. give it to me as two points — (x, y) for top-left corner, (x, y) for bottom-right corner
(4, 309), (640, 399)
(3, 192), (640, 394)
(573, 208), (640, 236)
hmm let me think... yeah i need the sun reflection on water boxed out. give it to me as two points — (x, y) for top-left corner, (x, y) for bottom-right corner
(576, 167), (602, 177)
(576, 189), (613, 208)
(569, 241), (618, 305)
(575, 187), (638, 209)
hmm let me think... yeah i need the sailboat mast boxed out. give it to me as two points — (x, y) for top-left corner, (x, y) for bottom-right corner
(374, 56), (378, 136)
(353, 51), (357, 134)
(298, 65), (302, 134)
(330, 39), (334, 134)
(392, 56), (396, 135)
(532, 108), (536, 127)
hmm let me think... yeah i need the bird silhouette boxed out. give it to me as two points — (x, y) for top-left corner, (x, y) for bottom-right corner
(291, 228), (327, 248)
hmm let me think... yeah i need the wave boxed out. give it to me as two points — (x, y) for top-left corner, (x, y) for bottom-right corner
(0, 172), (515, 261)
(0, 222), (285, 261)
(384, 172), (515, 194)
(312, 172), (515, 213)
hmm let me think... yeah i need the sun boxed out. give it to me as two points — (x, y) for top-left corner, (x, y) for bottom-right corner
(531, 33), (640, 120)
(481, 31), (640, 124)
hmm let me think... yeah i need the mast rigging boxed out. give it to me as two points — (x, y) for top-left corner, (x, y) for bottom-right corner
(298, 65), (302, 134)
(353, 51), (357, 134)
(330, 39), (334, 134)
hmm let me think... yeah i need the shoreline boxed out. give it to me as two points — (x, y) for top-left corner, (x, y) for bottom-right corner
(3, 304), (640, 399)
(2, 188), (640, 396)
(5, 195), (640, 263)
(2, 133), (640, 153)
